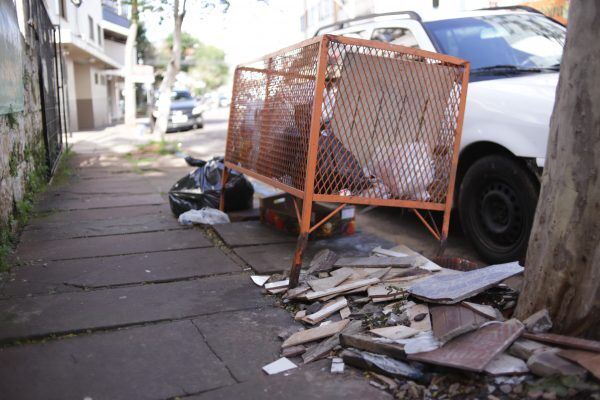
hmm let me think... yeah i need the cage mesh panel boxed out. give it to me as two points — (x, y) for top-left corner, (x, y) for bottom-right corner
(226, 42), (321, 192)
(225, 36), (466, 206)
(318, 39), (465, 204)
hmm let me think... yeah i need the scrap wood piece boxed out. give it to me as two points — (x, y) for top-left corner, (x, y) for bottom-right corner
(262, 357), (297, 375)
(335, 255), (424, 269)
(408, 319), (524, 372)
(383, 300), (416, 315)
(308, 269), (353, 292)
(251, 275), (270, 287)
(557, 349), (600, 380)
(282, 319), (349, 348)
(372, 246), (409, 258)
(303, 297), (348, 325)
(522, 332), (600, 353)
(462, 301), (504, 321)
(370, 372), (399, 390)
(305, 278), (380, 301)
(340, 333), (406, 360)
(340, 306), (351, 320)
(302, 320), (363, 364)
(389, 244), (442, 272)
(409, 262), (524, 304)
(285, 285), (310, 300)
(431, 304), (488, 342)
(341, 349), (424, 380)
(406, 303), (432, 332)
(281, 345), (306, 358)
(368, 283), (405, 299)
(484, 353), (529, 376)
(370, 325), (419, 341)
(397, 331), (442, 354)
(307, 249), (339, 274)
(367, 267), (392, 280)
(268, 287), (287, 294)
(265, 279), (289, 290)
(294, 310), (306, 321)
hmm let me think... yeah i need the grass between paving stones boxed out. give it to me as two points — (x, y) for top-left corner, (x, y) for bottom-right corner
(124, 140), (180, 174)
(0, 148), (74, 271)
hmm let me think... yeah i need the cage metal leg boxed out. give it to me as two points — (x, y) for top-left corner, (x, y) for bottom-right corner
(290, 199), (313, 288)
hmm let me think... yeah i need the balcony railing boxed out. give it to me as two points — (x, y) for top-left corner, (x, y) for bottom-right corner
(102, 0), (130, 28)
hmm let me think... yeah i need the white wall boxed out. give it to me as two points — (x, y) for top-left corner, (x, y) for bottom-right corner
(104, 39), (125, 65)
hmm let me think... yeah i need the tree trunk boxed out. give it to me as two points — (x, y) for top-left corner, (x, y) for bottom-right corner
(124, 0), (138, 126)
(515, 1), (600, 340)
(153, 0), (184, 138)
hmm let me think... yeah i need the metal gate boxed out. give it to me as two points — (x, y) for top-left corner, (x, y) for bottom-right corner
(29, 0), (67, 176)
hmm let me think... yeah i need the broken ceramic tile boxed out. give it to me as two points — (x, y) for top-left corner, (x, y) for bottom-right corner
(262, 357), (297, 375)
(282, 320), (349, 348)
(430, 304), (488, 342)
(250, 275), (270, 287)
(522, 309), (553, 334)
(370, 325), (419, 341)
(331, 357), (345, 374)
(341, 349), (423, 380)
(484, 353), (529, 376)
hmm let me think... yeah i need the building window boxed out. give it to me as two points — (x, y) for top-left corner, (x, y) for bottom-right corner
(100, 76), (106, 85)
(58, 0), (67, 20)
(94, 73), (98, 85)
(97, 25), (102, 45)
(88, 16), (94, 41)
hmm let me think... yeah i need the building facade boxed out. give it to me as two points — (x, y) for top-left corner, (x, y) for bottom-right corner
(45, 0), (131, 131)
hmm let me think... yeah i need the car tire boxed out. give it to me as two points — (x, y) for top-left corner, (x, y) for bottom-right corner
(458, 155), (539, 263)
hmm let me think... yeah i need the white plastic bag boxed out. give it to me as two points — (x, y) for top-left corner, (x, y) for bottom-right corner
(178, 208), (230, 226)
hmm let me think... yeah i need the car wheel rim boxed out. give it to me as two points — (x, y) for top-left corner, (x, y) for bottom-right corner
(476, 181), (524, 250)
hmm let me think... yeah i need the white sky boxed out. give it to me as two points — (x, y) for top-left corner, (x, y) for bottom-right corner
(142, 0), (305, 67)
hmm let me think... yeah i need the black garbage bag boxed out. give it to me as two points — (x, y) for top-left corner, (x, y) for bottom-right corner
(169, 156), (254, 217)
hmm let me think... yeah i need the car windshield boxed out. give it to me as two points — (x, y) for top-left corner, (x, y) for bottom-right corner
(424, 14), (565, 72)
(171, 91), (192, 101)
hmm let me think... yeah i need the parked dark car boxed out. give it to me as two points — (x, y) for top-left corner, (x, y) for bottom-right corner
(153, 90), (204, 132)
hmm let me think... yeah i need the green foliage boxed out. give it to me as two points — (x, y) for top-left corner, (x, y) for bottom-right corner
(136, 22), (156, 64)
(9, 144), (19, 177)
(6, 112), (18, 129)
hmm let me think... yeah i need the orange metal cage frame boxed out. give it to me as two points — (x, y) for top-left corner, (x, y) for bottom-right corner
(221, 35), (470, 287)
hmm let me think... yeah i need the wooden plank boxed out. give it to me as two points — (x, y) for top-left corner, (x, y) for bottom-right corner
(522, 332), (600, 353)
(335, 256), (423, 269)
(557, 349), (600, 380)
(431, 305), (489, 342)
(340, 333), (406, 360)
(389, 245), (442, 272)
(305, 278), (380, 300)
(339, 307), (351, 319)
(341, 349), (423, 380)
(264, 279), (289, 290)
(303, 297), (348, 325)
(372, 246), (409, 257)
(462, 301), (504, 321)
(406, 303), (432, 332)
(409, 262), (524, 304)
(306, 249), (339, 274)
(302, 320), (363, 364)
(282, 319), (349, 348)
(308, 269), (352, 292)
(408, 319), (524, 372)
(370, 325), (419, 340)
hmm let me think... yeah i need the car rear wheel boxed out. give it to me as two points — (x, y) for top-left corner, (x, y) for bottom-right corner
(458, 155), (539, 263)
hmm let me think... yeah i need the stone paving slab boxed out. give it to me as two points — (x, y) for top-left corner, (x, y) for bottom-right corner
(14, 229), (212, 262)
(0, 274), (270, 342)
(35, 192), (164, 212)
(2, 248), (241, 297)
(0, 320), (234, 400)
(190, 359), (393, 400)
(20, 212), (184, 242)
(193, 308), (301, 382)
(234, 232), (394, 274)
(55, 178), (156, 195)
(213, 221), (296, 247)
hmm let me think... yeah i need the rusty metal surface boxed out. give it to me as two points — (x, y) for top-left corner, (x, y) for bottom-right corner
(225, 34), (469, 207)
(409, 319), (524, 372)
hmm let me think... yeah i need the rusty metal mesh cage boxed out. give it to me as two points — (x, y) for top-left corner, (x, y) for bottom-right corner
(225, 35), (469, 209)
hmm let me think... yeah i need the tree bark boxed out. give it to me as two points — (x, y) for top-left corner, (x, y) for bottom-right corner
(153, 0), (185, 138)
(124, 0), (138, 126)
(515, 1), (600, 339)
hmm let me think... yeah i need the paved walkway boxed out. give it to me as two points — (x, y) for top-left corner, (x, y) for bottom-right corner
(0, 135), (389, 398)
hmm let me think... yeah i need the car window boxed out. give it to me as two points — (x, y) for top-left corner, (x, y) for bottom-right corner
(372, 27), (420, 48)
(171, 91), (192, 101)
(341, 30), (367, 39)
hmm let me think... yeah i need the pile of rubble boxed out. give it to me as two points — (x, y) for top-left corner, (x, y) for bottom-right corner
(251, 245), (600, 399)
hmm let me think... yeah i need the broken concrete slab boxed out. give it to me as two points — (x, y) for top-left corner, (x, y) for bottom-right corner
(484, 353), (529, 376)
(0, 321), (234, 400)
(409, 262), (524, 304)
(522, 332), (600, 353)
(193, 308), (302, 382)
(263, 357), (297, 375)
(308, 270), (352, 292)
(2, 248), (242, 298)
(557, 349), (600, 380)
(508, 338), (552, 360)
(213, 221), (296, 247)
(282, 320), (349, 348)
(430, 304), (488, 343)
(306, 249), (339, 274)
(187, 359), (393, 400)
(14, 229), (213, 262)
(522, 309), (553, 334)
(35, 192), (164, 212)
(335, 256), (423, 269)
(462, 301), (504, 321)
(409, 319), (524, 372)
(0, 274), (269, 342)
(341, 349), (423, 381)
(370, 325), (419, 341)
(527, 350), (588, 377)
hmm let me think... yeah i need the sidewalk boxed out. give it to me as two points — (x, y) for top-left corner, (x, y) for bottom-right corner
(0, 128), (389, 399)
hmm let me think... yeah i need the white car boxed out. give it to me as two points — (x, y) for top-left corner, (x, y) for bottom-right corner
(318, 7), (566, 262)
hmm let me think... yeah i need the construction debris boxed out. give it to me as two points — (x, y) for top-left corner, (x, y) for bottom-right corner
(484, 353), (529, 376)
(281, 345), (306, 358)
(330, 357), (345, 374)
(282, 319), (349, 348)
(307, 249), (339, 274)
(370, 325), (419, 341)
(522, 309), (553, 333)
(527, 350), (587, 377)
(303, 297), (348, 325)
(557, 349), (600, 380)
(522, 332), (600, 353)
(262, 357), (297, 375)
(430, 304), (489, 343)
(335, 255), (424, 269)
(250, 275), (270, 287)
(341, 349), (424, 380)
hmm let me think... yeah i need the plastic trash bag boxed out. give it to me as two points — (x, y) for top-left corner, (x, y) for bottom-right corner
(168, 156), (254, 217)
(178, 208), (230, 226)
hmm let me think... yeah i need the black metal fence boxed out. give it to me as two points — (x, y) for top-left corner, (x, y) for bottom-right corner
(28, 0), (68, 176)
